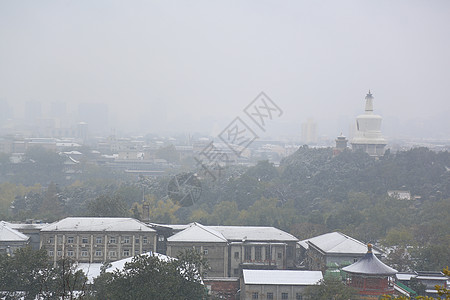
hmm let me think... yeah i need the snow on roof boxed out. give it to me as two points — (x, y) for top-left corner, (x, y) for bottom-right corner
(209, 226), (299, 242)
(106, 252), (173, 273)
(342, 250), (397, 276)
(243, 269), (323, 286)
(0, 221), (29, 242)
(167, 223), (227, 243)
(304, 232), (381, 255)
(5, 222), (49, 230)
(41, 217), (155, 232)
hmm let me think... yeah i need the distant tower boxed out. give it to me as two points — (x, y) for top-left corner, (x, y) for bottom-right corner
(351, 91), (386, 157)
(301, 118), (318, 144)
(333, 133), (348, 155)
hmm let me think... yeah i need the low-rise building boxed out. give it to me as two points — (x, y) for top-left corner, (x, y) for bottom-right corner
(241, 269), (323, 300)
(0, 221), (30, 255)
(40, 217), (156, 264)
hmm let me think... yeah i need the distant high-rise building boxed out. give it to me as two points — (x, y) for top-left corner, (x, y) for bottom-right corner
(301, 118), (317, 144)
(351, 91), (386, 157)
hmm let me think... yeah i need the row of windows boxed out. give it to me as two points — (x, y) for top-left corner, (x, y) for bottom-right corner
(252, 292), (302, 299)
(47, 236), (150, 245)
(49, 249), (146, 257)
(236, 247), (282, 261)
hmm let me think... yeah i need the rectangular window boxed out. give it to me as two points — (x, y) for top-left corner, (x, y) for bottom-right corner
(123, 236), (130, 244)
(143, 237), (148, 244)
(135, 250), (140, 256)
(158, 235), (164, 242)
(233, 268), (239, 276)
(234, 251), (239, 259)
(47, 237), (54, 244)
(109, 251), (116, 257)
(296, 293), (303, 300)
(81, 251), (88, 257)
(109, 237), (116, 244)
(95, 250), (102, 257)
(265, 245), (271, 260)
(67, 250), (74, 257)
(203, 249), (208, 255)
(96, 237), (103, 244)
(277, 252), (282, 259)
(135, 238), (140, 244)
(244, 246), (251, 261)
(57, 251), (62, 257)
(282, 293), (288, 299)
(267, 293), (274, 300)
(81, 237), (89, 244)
(49, 250), (54, 257)
(255, 246), (262, 261)
(123, 249), (130, 256)
(252, 292), (258, 299)
(67, 236), (74, 244)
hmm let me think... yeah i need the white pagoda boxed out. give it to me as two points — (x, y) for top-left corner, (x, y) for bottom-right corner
(351, 91), (387, 157)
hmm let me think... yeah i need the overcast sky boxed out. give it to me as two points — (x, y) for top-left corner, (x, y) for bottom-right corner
(1, 0), (449, 139)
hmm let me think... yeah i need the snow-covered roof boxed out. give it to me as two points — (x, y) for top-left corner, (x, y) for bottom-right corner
(167, 223), (227, 243)
(342, 247), (397, 276)
(41, 217), (155, 232)
(209, 226), (298, 242)
(396, 273), (417, 281)
(0, 221), (29, 242)
(243, 269), (323, 285)
(304, 232), (381, 255)
(106, 251), (173, 273)
(5, 222), (48, 231)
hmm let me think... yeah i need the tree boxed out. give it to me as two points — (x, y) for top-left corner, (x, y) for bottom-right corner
(93, 249), (208, 300)
(86, 194), (128, 217)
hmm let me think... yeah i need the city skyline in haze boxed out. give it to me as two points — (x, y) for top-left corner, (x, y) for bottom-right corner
(1, 0), (449, 140)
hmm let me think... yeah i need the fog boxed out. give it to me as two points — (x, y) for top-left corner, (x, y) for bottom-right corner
(1, 0), (449, 139)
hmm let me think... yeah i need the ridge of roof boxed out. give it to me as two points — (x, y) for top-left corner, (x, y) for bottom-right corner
(167, 222), (227, 243)
(0, 221), (30, 241)
(342, 251), (397, 276)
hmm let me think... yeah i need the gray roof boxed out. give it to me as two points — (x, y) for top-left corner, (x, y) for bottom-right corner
(304, 232), (381, 255)
(41, 217), (155, 232)
(342, 251), (397, 276)
(167, 223), (227, 243)
(209, 225), (298, 242)
(243, 269), (323, 285)
(0, 221), (29, 242)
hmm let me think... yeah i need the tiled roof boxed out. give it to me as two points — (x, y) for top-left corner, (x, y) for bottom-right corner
(209, 226), (298, 242)
(303, 232), (381, 255)
(243, 269), (323, 285)
(342, 250), (397, 276)
(0, 221), (29, 242)
(41, 217), (155, 232)
(167, 223), (227, 243)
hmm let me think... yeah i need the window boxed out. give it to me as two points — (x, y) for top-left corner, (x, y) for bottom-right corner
(67, 236), (74, 244)
(123, 236), (130, 244)
(287, 246), (293, 258)
(67, 250), (74, 257)
(109, 237), (116, 244)
(296, 293), (303, 300)
(143, 237), (148, 244)
(81, 251), (88, 257)
(47, 237), (54, 244)
(282, 293), (288, 299)
(135, 250), (140, 255)
(244, 246), (251, 261)
(158, 235), (164, 242)
(277, 252), (282, 259)
(109, 251), (116, 257)
(234, 251), (239, 259)
(252, 292), (258, 299)
(135, 237), (140, 244)
(81, 237), (88, 244)
(123, 249), (130, 256)
(265, 246), (271, 260)
(49, 250), (54, 257)
(57, 251), (62, 257)
(267, 293), (274, 300)
(95, 250), (102, 257)
(255, 246), (262, 261)
(96, 237), (103, 244)
(353, 258), (358, 262)
(233, 268), (239, 276)
(203, 249), (208, 255)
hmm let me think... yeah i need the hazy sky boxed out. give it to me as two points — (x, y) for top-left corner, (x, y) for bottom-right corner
(1, 0), (449, 139)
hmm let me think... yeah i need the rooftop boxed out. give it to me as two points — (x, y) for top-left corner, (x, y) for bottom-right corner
(342, 246), (397, 276)
(167, 223), (227, 243)
(0, 221), (30, 242)
(243, 269), (323, 285)
(303, 232), (381, 255)
(41, 217), (155, 232)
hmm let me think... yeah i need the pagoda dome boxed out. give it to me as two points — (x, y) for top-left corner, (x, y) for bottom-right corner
(342, 244), (397, 276)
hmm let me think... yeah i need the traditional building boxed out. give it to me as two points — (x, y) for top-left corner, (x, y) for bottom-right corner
(299, 231), (382, 272)
(342, 244), (397, 299)
(40, 217), (156, 265)
(351, 91), (387, 157)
